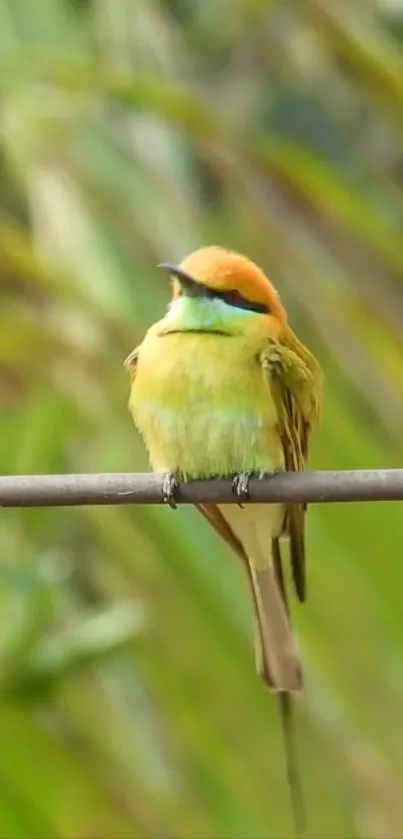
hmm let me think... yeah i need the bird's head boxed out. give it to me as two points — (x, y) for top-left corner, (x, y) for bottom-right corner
(159, 246), (287, 334)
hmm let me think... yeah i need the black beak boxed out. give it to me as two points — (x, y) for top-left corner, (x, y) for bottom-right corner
(158, 262), (204, 297)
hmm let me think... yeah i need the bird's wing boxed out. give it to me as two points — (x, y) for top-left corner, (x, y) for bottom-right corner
(262, 333), (323, 602)
(196, 503), (248, 565)
(123, 346), (139, 378)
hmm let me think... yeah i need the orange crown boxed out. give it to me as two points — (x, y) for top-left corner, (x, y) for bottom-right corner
(177, 246), (287, 321)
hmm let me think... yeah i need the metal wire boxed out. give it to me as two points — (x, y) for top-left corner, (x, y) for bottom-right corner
(1, 470), (403, 508)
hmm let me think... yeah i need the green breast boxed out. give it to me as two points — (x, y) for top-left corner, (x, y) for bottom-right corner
(130, 330), (284, 478)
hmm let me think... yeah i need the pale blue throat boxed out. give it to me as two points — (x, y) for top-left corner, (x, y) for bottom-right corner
(163, 294), (257, 333)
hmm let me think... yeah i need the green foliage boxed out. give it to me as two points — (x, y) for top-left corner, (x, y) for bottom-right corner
(1, 0), (403, 835)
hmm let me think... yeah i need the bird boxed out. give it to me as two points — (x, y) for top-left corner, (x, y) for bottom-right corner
(124, 245), (323, 832)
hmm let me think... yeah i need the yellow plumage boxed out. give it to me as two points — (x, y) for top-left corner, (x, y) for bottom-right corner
(125, 246), (323, 831)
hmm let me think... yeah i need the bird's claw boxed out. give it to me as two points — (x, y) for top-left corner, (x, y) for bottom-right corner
(162, 472), (180, 509)
(232, 471), (253, 506)
(232, 470), (280, 507)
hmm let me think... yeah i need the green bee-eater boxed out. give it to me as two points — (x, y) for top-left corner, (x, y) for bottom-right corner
(125, 246), (323, 831)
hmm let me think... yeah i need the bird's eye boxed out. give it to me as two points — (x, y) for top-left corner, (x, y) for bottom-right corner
(220, 289), (269, 314)
(221, 289), (244, 307)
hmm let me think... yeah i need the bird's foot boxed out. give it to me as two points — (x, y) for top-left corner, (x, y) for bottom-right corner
(162, 472), (180, 510)
(232, 470), (280, 507)
(232, 471), (254, 506)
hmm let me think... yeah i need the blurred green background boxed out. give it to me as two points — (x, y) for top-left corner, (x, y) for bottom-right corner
(2, 1), (403, 837)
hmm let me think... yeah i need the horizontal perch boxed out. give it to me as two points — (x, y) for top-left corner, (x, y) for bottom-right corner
(0, 470), (403, 508)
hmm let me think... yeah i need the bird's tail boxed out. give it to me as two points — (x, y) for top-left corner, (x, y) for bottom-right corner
(248, 560), (302, 691)
(197, 503), (305, 831)
(247, 539), (305, 834)
(279, 691), (306, 834)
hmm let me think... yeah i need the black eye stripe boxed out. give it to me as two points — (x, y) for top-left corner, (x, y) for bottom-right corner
(205, 287), (269, 314)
